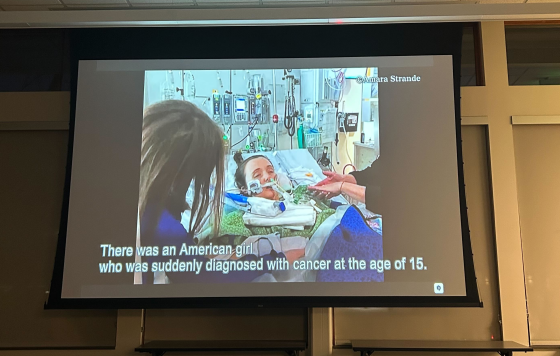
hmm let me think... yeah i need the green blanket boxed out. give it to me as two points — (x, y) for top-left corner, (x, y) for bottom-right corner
(292, 185), (331, 210)
(219, 208), (335, 246)
(215, 185), (334, 246)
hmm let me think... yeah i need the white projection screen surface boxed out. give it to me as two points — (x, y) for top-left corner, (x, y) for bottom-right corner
(46, 13), (484, 308)
(45, 53), (479, 308)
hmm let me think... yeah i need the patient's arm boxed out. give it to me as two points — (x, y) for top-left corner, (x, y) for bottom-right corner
(308, 182), (365, 204)
(314, 171), (357, 186)
(340, 182), (366, 204)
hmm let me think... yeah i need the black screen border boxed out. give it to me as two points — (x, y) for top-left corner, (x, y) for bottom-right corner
(46, 22), (482, 309)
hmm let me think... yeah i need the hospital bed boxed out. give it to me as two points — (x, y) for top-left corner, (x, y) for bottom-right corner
(217, 149), (383, 283)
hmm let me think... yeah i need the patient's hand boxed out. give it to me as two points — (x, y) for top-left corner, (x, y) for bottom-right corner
(313, 171), (357, 187)
(308, 182), (343, 199)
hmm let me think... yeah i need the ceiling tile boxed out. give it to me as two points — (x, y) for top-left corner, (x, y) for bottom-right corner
(195, 0), (259, 3)
(394, 0), (460, 3)
(131, 2), (194, 6)
(61, 0), (127, 4)
(0, 0), (60, 4)
(261, 0), (324, 2)
(337, 0), (389, 3)
(261, 0), (326, 4)
(129, 0), (193, 3)
(330, 0), (391, 3)
(64, 4), (130, 7)
(477, 0), (524, 3)
(129, 0), (194, 5)
(1, 4), (64, 9)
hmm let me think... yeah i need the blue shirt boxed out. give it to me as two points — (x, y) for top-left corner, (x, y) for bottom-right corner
(140, 206), (282, 284)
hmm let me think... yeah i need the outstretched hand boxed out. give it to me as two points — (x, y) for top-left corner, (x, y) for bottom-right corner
(307, 182), (343, 200)
(313, 171), (357, 187)
(314, 171), (343, 187)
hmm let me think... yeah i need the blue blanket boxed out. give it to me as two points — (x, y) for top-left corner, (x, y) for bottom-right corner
(316, 206), (383, 282)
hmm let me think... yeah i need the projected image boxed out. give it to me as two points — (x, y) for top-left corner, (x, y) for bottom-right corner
(138, 68), (382, 284)
(57, 55), (470, 301)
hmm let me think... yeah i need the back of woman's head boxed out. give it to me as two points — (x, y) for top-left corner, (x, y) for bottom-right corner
(139, 100), (224, 237)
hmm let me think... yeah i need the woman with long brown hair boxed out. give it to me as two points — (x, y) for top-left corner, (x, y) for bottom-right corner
(139, 100), (225, 284)
(139, 100), (279, 284)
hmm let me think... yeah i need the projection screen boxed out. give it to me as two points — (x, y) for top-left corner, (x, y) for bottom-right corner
(47, 23), (480, 308)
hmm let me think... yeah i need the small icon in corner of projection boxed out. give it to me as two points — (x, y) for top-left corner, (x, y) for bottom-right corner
(434, 283), (444, 294)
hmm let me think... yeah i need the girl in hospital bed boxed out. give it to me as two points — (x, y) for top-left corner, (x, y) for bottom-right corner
(232, 151), (284, 201)
(138, 100), (281, 284)
(218, 151), (384, 283)
(230, 151), (328, 209)
(218, 152), (336, 244)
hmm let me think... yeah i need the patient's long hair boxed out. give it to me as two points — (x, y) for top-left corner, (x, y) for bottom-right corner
(233, 151), (272, 190)
(139, 100), (224, 239)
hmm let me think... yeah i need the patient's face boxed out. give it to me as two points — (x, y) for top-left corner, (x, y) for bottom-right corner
(245, 157), (279, 200)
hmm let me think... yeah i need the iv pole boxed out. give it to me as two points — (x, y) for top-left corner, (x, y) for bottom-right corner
(273, 69), (278, 150)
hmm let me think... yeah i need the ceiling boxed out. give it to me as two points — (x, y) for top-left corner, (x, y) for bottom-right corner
(0, 0), (558, 12)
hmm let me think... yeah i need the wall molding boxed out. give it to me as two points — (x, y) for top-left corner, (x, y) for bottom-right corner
(462, 116), (489, 125)
(512, 115), (560, 125)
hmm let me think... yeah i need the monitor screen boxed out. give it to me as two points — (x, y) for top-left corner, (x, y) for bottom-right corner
(236, 98), (246, 111)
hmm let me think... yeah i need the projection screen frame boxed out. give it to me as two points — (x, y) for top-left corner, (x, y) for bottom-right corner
(46, 23), (482, 309)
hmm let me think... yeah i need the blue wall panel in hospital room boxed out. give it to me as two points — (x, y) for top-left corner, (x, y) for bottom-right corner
(0, 130), (117, 348)
(333, 125), (501, 347)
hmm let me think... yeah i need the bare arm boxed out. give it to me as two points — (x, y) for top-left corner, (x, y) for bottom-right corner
(308, 181), (365, 203)
(340, 182), (365, 204)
